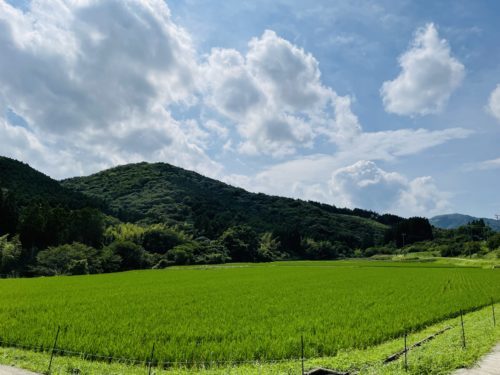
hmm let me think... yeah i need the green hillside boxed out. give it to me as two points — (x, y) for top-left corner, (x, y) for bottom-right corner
(61, 162), (388, 248)
(0, 156), (101, 209)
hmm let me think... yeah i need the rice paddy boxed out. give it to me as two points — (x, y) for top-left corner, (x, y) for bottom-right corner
(1, 260), (499, 366)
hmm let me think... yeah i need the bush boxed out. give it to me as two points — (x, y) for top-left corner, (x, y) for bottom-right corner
(303, 238), (338, 260)
(105, 240), (148, 271)
(487, 233), (500, 251)
(34, 242), (101, 276)
(219, 225), (258, 262)
(142, 225), (186, 254)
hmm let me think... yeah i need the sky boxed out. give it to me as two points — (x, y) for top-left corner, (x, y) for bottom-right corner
(0, 0), (499, 218)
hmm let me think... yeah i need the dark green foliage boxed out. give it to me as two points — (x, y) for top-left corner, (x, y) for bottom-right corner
(61, 162), (388, 250)
(0, 188), (19, 236)
(142, 225), (184, 254)
(385, 217), (433, 247)
(487, 233), (500, 250)
(303, 238), (339, 260)
(105, 240), (148, 271)
(0, 234), (22, 275)
(363, 244), (396, 257)
(256, 232), (283, 262)
(34, 242), (102, 276)
(17, 203), (104, 252)
(455, 219), (493, 241)
(0, 156), (104, 210)
(219, 225), (259, 262)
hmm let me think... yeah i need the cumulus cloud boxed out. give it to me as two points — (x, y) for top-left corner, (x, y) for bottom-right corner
(0, 0), (224, 178)
(329, 161), (450, 216)
(329, 160), (406, 211)
(487, 85), (500, 122)
(226, 158), (451, 217)
(0, 1), (473, 216)
(381, 23), (465, 116)
(203, 30), (340, 157)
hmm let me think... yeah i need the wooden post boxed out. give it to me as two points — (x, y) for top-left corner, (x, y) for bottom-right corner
(404, 332), (408, 371)
(491, 298), (497, 328)
(460, 310), (466, 349)
(148, 342), (155, 375)
(301, 335), (304, 375)
(47, 326), (60, 374)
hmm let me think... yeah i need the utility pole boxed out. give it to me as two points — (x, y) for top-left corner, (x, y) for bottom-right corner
(401, 233), (406, 255)
(495, 214), (500, 221)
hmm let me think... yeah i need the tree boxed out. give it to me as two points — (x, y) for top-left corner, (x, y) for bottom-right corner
(256, 232), (282, 262)
(219, 225), (258, 262)
(68, 208), (104, 248)
(487, 233), (500, 251)
(0, 234), (22, 275)
(386, 217), (433, 247)
(34, 242), (101, 276)
(106, 240), (147, 271)
(0, 189), (19, 236)
(303, 238), (338, 260)
(142, 225), (186, 254)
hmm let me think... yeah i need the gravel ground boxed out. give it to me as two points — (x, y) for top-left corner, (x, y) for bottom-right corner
(0, 365), (40, 375)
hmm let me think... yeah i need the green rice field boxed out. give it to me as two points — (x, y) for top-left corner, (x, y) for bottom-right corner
(1, 260), (499, 366)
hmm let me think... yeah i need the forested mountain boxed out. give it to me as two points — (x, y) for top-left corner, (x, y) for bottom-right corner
(61, 162), (389, 249)
(430, 214), (500, 232)
(0, 156), (103, 209)
(2, 156), (458, 277)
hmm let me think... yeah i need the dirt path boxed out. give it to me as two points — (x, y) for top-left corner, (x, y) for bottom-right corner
(454, 343), (500, 374)
(0, 365), (39, 375)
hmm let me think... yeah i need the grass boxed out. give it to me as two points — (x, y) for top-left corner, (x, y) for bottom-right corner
(1, 260), (500, 369)
(1, 301), (499, 374)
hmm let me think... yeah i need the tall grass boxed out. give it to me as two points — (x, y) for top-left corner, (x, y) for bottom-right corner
(0, 261), (499, 364)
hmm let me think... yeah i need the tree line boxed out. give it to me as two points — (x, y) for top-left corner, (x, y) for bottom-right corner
(2, 186), (499, 277)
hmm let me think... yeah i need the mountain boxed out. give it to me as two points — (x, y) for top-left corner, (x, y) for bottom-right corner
(430, 213), (500, 232)
(61, 162), (390, 248)
(0, 156), (101, 209)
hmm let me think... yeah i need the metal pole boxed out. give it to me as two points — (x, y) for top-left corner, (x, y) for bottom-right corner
(47, 325), (60, 374)
(404, 332), (408, 371)
(301, 335), (304, 375)
(148, 343), (155, 375)
(492, 299), (496, 327)
(460, 310), (466, 349)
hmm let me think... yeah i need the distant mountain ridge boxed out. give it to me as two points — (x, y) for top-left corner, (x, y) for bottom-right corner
(0, 156), (407, 250)
(430, 213), (500, 232)
(61, 161), (392, 248)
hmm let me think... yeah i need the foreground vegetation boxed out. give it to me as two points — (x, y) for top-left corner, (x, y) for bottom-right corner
(0, 261), (499, 366)
(0, 276), (499, 374)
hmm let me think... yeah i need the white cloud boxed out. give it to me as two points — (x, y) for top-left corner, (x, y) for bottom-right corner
(226, 158), (451, 217)
(464, 157), (500, 171)
(203, 120), (229, 139)
(224, 125), (470, 215)
(203, 30), (340, 157)
(381, 23), (465, 116)
(329, 160), (406, 211)
(0, 1), (474, 216)
(487, 85), (500, 122)
(329, 161), (450, 216)
(0, 0), (227, 179)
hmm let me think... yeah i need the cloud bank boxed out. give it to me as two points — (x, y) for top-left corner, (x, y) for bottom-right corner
(0, 1), (474, 216)
(381, 23), (465, 116)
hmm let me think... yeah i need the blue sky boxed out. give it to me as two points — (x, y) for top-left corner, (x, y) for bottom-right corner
(1, 0), (499, 218)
